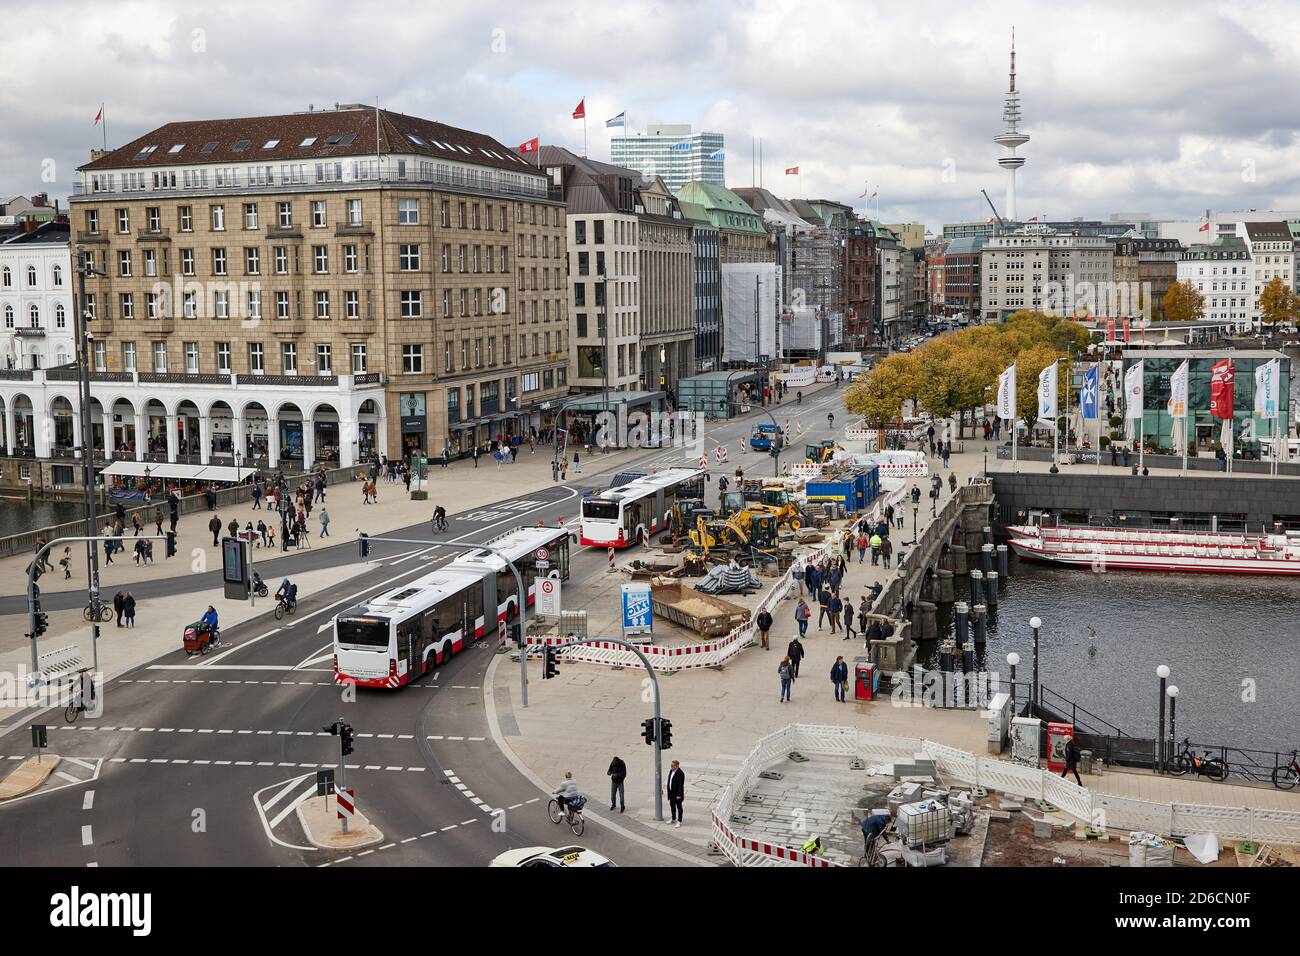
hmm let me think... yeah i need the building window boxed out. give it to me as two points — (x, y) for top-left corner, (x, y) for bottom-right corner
(442, 289), (451, 317)
(212, 248), (227, 276)
(143, 249), (157, 277)
(313, 245), (328, 273)
(345, 290), (360, 319)
(243, 203), (259, 229)
(575, 221), (586, 244)
(402, 344), (423, 373)
(312, 201), (326, 227)
(281, 343), (297, 374)
(178, 206), (193, 231)
(55, 304), (66, 328)
(211, 205), (225, 231)
(185, 342), (199, 373)
(444, 340), (453, 372)
(399, 199), (420, 224)
(118, 250), (132, 277)
(213, 290), (229, 319)
(181, 248), (195, 276)
(249, 342), (265, 374)
(314, 291), (330, 319)
(440, 200), (450, 228)
(93, 340), (106, 371)
(458, 202), (467, 228)
(123, 341), (136, 371)
(245, 247), (260, 274)
(277, 202), (293, 226)
(116, 209), (130, 233)
(458, 245), (466, 272)
(153, 341), (167, 372)
(247, 290), (262, 320)
(400, 290), (423, 318)
(183, 291), (197, 318)
(441, 244), (450, 273)
(399, 244), (421, 271)
(274, 246), (288, 274)
(351, 343), (367, 373)
(317, 343), (332, 374)
(86, 209), (99, 234)
(276, 291), (290, 319)
(344, 244), (358, 273)
(120, 293), (134, 319)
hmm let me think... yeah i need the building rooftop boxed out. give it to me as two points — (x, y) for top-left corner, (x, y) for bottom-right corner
(79, 106), (542, 179)
(673, 181), (766, 235)
(1, 220), (69, 246)
(1243, 221), (1293, 242)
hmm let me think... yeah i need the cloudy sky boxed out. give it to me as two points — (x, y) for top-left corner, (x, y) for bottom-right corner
(4, 0), (1299, 230)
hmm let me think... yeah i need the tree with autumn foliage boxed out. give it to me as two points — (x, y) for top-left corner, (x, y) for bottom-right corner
(844, 351), (922, 423)
(1259, 276), (1298, 327)
(1162, 280), (1205, 323)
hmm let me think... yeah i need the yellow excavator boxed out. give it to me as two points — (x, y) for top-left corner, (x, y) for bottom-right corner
(740, 481), (809, 530)
(688, 510), (778, 560)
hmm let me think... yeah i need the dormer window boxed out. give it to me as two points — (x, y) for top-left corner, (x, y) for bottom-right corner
(167, 144), (185, 154)
(133, 145), (158, 160)
(299, 136), (317, 147)
(231, 139), (251, 152)
(200, 141), (220, 154)
(263, 139), (280, 149)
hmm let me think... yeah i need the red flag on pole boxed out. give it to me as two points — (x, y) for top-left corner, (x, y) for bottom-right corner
(518, 137), (539, 153)
(1122, 319), (1131, 342)
(572, 99), (585, 120)
(1106, 319), (1115, 341)
(784, 166), (799, 175)
(1210, 359), (1235, 419)
(1198, 221), (1210, 233)
(94, 106), (103, 125)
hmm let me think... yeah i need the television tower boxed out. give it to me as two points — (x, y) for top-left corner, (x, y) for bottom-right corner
(994, 28), (1028, 222)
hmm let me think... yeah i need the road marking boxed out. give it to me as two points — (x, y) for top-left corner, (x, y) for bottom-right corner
(55, 771), (79, 783)
(199, 628), (282, 666)
(83, 791), (94, 810)
(81, 825), (92, 846)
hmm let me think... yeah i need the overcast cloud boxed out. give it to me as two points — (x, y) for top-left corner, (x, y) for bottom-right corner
(3, 0), (1299, 229)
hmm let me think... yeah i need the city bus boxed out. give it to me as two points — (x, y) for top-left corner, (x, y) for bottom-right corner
(333, 525), (572, 689)
(579, 468), (707, 549)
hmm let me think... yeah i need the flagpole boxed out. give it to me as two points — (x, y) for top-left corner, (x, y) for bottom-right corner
(1096, 359), (1102, 474)
(1183, 404), (1189, 473)
(1139, 413), (1144, 474)
(1012, 363), (1018, 474)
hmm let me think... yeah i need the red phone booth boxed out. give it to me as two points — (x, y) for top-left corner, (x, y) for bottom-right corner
(855, 659), (877, 701)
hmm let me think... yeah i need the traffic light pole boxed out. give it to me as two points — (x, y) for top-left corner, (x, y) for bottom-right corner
(25, 534), (167, 681)
(357, 533), (539, 708)
(545, 636), (665, 822)
(337, 715), (349, 834)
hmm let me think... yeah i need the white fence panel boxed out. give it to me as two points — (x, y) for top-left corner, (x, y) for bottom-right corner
(975, 756), (1045, 802)
(1042, 773), (1092, 823)
(790, 724), (858, 757)
(921, 740), (979, 787)
(1248, 808), (1300, 846)
(1172, 803), (1253, 841)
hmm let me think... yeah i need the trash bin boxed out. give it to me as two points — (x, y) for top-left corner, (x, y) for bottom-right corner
(854, 658), (877, 701)
(1079, 749), (1094, 775)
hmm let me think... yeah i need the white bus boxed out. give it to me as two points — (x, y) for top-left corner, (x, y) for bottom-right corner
(579, 468), (707, 549)
(333, 525), (572, 689)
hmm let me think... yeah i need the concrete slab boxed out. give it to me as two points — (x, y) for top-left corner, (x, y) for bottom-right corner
(297, 793), (383, 851)
(0, 754), (60, 799)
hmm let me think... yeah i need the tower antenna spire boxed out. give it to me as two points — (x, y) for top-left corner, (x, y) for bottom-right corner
(994, 26), (1028, 222)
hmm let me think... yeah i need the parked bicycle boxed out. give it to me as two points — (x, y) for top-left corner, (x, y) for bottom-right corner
(1169, 738), (1229, 781)
(1273, 750), (1300, 790)
(546, 794), (586, 836)
(83, 601), (112, 623)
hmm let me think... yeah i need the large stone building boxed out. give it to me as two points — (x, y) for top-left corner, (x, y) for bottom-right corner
(635, 176), (694, 391)
(30, 105), (570, 484)
(1110, 236), (1182, 321)
(980, 225), (1115, 321)
(678, 199), (721, 371)
(1177, 237), (1253, 329)
(940, 236), (985, 319)
(0, 220), (77, 373)
(1241, 222), (1294, 327)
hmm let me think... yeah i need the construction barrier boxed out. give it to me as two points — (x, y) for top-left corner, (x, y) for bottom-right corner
(710, 723), (1300, 867)
(37, 644), (84, 680)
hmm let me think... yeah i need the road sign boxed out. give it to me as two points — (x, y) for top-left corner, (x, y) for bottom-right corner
(535, 547), (549, 562)
(316, 769), (335, 797)
(31, 724), (47, 750)
(336, 787), (355, 819)
(537, 577), (562, 617)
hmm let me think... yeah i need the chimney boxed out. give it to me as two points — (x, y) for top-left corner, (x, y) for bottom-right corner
(90, 149), (110, 162)
(22, 219), (37, 233)
(32, 192), (49, 208)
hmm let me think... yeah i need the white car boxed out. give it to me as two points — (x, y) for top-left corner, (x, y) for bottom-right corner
(489, 845), (617, 868)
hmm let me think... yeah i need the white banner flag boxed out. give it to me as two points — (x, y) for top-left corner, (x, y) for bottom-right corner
(1037, 362), (1058, 421)
(1167, 360), (1188, 418)
(997, 364), (1017, 421)
(1254, 358), (1280, 418)
(1124, 360), (1145, 420)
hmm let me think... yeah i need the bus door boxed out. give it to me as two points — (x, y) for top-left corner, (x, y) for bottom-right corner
(481, 568), (499, 639)
(418, 608), (437, 674)
(396, 617), (420, 679)
(652, 489), (666, 532)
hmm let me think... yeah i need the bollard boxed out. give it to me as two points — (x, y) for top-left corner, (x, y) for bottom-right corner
(937, 568), (955, 603)
(972, 603), (987, 645)
(983, 525), (993, 546)
(981, 543), (994, 575)
(916, 600), (938, 641)
(949, 543), (969, 575)
(969, 569), (985, 605)
(996, 543), (1010, 578)
(954, 601), (970, 644)
(938, 640), (955, 708)
(985, 571), (999, 606)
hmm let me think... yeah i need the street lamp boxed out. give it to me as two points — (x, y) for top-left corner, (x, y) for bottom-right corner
(1029, 616), (1042, 712)
(1156, 663), (1171, 773)
(1166, 684), (1179, 767)
(1006, 651), (1020, 706)
(910, 505), (918, 545)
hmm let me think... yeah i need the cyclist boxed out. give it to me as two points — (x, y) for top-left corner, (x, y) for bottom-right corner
(553, 771), (580, 819)
(432, 505), (448, 533)
(275, 578), (297, 613)
(199, 604), (220, 643)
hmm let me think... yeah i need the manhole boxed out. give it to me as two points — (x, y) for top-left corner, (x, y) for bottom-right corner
(849, 758), (865, 770)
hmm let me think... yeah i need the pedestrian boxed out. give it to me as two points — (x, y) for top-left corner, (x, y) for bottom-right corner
(208, 515), (222, 547)
(266, 524), (276, 550)
(59, 547), (72, 580)
(665, 761), (686, 827)
(1061, 735), (1083, 786)
(133, 538), (148, 565)
(802, 562), (816, 597)
(319, 508), (330, 537)
(560, 458), (568, 481)
(472, 445), (480, 469)
(755, 607), (773, 650)
(844, 602), (857, 641)
(942, 443), (951, 468)
(856, 530), (868, 563)
(1111, 444), (1119, 467)
(869, 531), (882, 565)
(778, 656), (794, 702)
(828, 593), (842, 634)
(573, 449), (582, 474)
(205, 485), (217, 510)
(794, 597), (810, 637)
(315, 476), (326, 503)
(866, 618), (884, 645)
(607, 755), (627, 813)
(787, 636), (805, 678)
(831, 656), (849, 702)
(227, 517), (240, 540)
(880, 535), (893, 569)
(252, 484), (262, 510)
(113, 590), (126, 627)
(509, 442), (519, 463)
(441, 446), (450, 470)
(124, 592), (136, 628)
(103, 536), (114, 565)
(155, 509), (164, 536)
(841, 530), (853, 563)
(132, 514), (143, 536)
(858, 597), (870, 636)
(817, 586), (831, 630)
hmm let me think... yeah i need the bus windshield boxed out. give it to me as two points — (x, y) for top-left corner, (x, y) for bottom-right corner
(336, 616), (390, 648)
(582, 499), (620, 520)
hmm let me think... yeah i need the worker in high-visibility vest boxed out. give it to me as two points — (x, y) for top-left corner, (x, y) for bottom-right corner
(802, 835), (824, 856)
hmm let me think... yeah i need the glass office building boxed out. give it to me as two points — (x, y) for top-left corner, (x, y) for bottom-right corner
(1121, 349), (1290, 457)
(609, 124), (724, 192)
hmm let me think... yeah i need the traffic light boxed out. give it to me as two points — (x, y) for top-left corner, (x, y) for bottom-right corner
(359, 532), (371, 559)
(165, 531), (177, 558)
(508, 617), (522, 647)
(542, 646), (559, 680)
(339, 722), (355, 757)
(641, 718), (656, 746)
(31, 597), (48, 639)
(658, 717), (673, 750)
(26, 560), (43, 582)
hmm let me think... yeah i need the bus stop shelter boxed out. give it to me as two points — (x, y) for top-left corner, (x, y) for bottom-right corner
(676, 370), (764, 419)
(558, 390), (668, 449)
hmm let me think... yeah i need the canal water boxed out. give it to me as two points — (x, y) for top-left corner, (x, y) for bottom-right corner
(920, 555), (1299, 754)
(0, 498), (108, 538)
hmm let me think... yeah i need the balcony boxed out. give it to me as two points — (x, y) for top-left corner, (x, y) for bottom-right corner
(267, 223), (303, 239)
(14, 327), (46, 338)
(335, 221), (374, 237)
(138, 229), (173, 243)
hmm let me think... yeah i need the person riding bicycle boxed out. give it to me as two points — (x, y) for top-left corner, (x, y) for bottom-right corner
(553, 770), (580, 817)
(432, 505), (448, 532)
(199, 605), (219, 641)
(275, 578), (297, 612)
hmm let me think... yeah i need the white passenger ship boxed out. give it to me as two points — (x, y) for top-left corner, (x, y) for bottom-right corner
(1005, 523), (1300, 576)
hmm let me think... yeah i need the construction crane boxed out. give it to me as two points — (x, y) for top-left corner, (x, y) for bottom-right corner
(980, 189), (1005, 230)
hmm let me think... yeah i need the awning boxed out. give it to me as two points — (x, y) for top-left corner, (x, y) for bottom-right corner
(100, 461), (249, 483)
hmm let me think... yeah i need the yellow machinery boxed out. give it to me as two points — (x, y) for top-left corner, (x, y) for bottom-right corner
(741, 481), (808, 530)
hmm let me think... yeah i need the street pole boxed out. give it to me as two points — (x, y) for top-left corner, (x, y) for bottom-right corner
(337, 716), (348, 834)
(1030, 616), (1041, 713)
(73, 246), (103, 670)
(1156, 664), (1170, 773)
(549, 635), (666, 821)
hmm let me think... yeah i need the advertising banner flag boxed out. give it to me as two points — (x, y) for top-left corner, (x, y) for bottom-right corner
(997, 364), (1017, 420)
(1080, 365), (1099, 420)
(1124, 360), (1144, 420)
(1210, 359), (1235, 420)
(1167, 360), (1189, 418)
(1037, 362), (1058, 421)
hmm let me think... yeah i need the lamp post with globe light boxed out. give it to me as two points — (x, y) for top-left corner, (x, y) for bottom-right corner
(1156, 664), (1171, 773)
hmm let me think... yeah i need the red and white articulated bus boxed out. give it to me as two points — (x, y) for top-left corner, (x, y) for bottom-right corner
(333, 525), (572, 689)
(579, 468), (707, 549)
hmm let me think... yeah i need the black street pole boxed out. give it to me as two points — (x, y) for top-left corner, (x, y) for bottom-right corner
(1030, 616), (1041, 714)
(1156, 664), (1170, 773)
